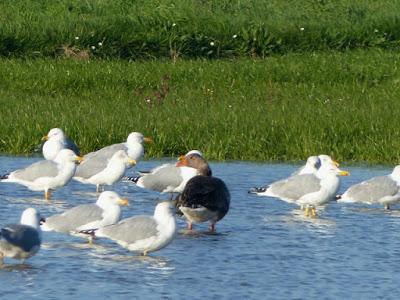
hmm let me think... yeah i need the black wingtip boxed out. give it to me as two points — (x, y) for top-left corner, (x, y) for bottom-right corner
(0, 174), (9, 180)
(39, 218), (46, 225)
(248, 187), (267, 194)
(123, 176), (141, 183)
(79, 229), (97, 236)
(335, 194), (342, 201)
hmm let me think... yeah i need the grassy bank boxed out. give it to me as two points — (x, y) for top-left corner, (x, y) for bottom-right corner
(1, 49), (400, 163)
(1, 0), (400, 59)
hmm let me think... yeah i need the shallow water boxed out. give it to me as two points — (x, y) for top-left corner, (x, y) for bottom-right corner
(0, 157), (400, 299)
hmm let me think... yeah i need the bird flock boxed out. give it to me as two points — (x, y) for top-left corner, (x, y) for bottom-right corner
(0, 128), (230, 265)
(1, 128), (399, 265)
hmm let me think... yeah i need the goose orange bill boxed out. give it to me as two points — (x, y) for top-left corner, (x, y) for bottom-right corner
(176, 157), (188, 167)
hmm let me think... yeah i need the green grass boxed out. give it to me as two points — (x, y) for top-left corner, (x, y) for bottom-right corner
(1, 0), (400, 58)
(1, 49), (400, 163)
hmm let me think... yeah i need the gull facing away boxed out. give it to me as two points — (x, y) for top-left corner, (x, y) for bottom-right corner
(1, 149), (83, 200)
(0, 208), (42, 265)
(80, 202), (176, 256)
(41, 191), (129, 242)
(125, 150), (204, 196)
(337, 165), (400, 210)
(249, 155), (349, 217)
(74, 132), (152, 191)
(248, 155), (322, 195)
(291, 155), (321, 176)
(174, 153), (230, 232)
(74, 150), (136, 192)
(41, 128), (80, 160)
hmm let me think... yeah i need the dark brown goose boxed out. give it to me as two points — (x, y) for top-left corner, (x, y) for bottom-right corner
(174, 154), (230, 232)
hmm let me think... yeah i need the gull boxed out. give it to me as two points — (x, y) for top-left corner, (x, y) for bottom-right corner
(74, 132), (151, 191)
(1, 149), (82, 200)
(41, 128), (80, 160)
(41, 191), (129, 242)
(0, 208), (42, 265)
(80, 202), (176, 256)
(124, 150), (204, 196)
(337, 165), (400, 210)
(74, 150), (136, 192)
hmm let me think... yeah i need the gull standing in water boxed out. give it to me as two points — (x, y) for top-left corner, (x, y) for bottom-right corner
(337, 165), (400, 210)
(248, 155), (321, 196)
(74, 132), (151, 191)
(249, 155), (349, 217)
(294, 158), (349, 217)
(1, 149), (82, 200)
(125, 150), (204, 197)
(74, 150), (136, 192)
(0, 208), (42, 265)
(80, 202), (176, 255)
(41, 191), (129, 242)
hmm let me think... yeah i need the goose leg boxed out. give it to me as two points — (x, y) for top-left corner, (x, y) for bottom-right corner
(187, 222), (193, 230)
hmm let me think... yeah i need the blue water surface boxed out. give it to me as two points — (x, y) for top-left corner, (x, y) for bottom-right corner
(0, 156), (399, 300)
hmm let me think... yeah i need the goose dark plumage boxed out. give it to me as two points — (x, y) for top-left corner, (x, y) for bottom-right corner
(174, 154), (230, 232)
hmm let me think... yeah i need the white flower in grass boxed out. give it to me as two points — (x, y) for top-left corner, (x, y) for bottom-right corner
(98, 42), (103, 46)
(91, 46), (96, 50)
(374, 29), (379, 33)
(210, 41), (215, 46)
(232, 34), (237, 39)
(75, 36), (79, 40)
(300, 27), (305, 31)
(172, 23), (176, 27)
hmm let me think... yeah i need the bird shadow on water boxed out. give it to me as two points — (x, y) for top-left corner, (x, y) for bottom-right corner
(5, 196), (68, 207)
(177, 229), (229, 239)
(0, 263), (36, 272)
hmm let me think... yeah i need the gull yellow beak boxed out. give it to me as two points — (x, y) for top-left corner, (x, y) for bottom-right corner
(178, 155), (185, 162)
(41, 135), (49, 141)
(118, 198), (129, 206)
(128, 159), (137, 166)
(333, 160), (340, 167)
(338, 170), (350, 176)
(75, 156), (84, 164)
(144, 137), (154, 144)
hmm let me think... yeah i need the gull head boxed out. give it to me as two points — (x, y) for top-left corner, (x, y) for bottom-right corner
(54, 149), (83, 165)
(127, 132), (153, 145)
(42, 128), (66, 142)
(20, 208), (41, 229)
(110, 150), (136, 167)
(96, 191), (129, 208)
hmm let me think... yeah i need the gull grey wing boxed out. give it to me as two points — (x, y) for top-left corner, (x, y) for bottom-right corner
(46, 204), (103, 232)
(139, 165), (183, 192)
(270, 174), (321, 200)
(346, 176), (399, 203)
(101, 216), (158, 243)
(75, 143), (126, 178)
(1, 224), (40, 252)
(12, 160), (58, 181)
